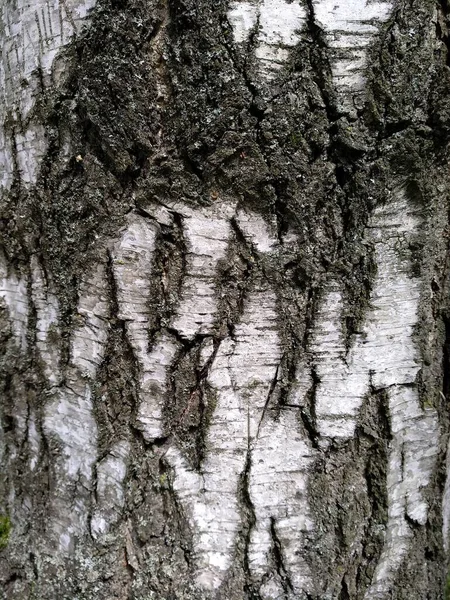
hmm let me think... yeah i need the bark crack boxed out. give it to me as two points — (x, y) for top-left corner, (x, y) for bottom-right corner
(270, 516), (294, 597)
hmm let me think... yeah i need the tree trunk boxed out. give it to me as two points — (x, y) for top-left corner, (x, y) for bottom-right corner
(1, 0), (450, 598)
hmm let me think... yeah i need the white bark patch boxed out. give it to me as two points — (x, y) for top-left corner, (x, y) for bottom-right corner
(71, 262), (109, 378)
(112, 214), (158, 355)
(249, 410), (314, 598)
(44, 384), (98, 552)
(114, 206), (233, 440)
(0, 254), (29, 351)
(362, 201), (438, 598)
(168, 288), (282, 590)
(365, 387), (438, 599)
(313, 0), (393, 103)
(297, 191), (438, 595)
(228, 0), (393, 100)
(442, 437), (450, 553)
(136, 206), (307, 590)
(228, 0), (307, 79)
(43, 263), (108, 553)
(14, 124), (48, 186)
(307, 194), (427, 439)
(112, 215), (172, 441)
(136, 332), (179, 441)
(171, 208), (232, 339)
(31, 256), (61, 385)
(235, 208), (278, 254)
(91, 440), (130, 539)
(0, 0), (96, 190)
(309, 286), (368, 439)
(228, 1), (258, 44)
(28, 410), (41, 472)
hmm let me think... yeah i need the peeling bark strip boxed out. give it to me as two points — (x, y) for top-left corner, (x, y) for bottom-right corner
(1, 0), (450, 599)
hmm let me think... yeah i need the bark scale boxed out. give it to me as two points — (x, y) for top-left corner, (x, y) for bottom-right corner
(0, 0), (450, 599)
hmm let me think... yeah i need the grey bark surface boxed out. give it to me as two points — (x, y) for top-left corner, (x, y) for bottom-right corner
(1, 0), (450, 599)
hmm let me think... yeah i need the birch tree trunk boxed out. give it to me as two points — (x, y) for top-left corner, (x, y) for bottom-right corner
(1, 0), (450, 598)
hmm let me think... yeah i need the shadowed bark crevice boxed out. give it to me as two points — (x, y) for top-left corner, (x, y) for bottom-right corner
(145, 213), (187, 351)
(355, 389), (391, 594)
(239, 452), (261, 600)
(269, 516), (294, 598)
(164, 336), (214, 468)
(299, 367), (320, 449)
(307, 388), (391, 599)
(92, 251), (140, 457)
(214, 219), (256, 338)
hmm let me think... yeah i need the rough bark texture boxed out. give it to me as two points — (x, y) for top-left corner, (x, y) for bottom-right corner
(1, 0), (450, 598)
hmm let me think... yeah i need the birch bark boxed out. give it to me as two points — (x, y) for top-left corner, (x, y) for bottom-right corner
(1, 1), (450, 599)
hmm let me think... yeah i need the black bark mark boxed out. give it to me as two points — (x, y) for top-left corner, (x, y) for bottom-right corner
(270, 517), (294, 598)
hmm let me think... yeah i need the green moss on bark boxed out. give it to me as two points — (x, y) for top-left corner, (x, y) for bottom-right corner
(0, 515), (11, 550)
